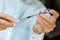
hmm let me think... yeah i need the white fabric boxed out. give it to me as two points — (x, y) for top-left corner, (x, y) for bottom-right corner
(0, 0), (48, 40)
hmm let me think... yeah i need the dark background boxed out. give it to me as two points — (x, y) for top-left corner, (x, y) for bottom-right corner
(40, 0), (60, 40)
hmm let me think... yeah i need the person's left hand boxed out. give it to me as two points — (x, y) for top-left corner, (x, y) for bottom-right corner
(33, 9), (59, 34)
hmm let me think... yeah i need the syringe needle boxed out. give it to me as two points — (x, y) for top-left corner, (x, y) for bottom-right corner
(15, 12), (42, 23)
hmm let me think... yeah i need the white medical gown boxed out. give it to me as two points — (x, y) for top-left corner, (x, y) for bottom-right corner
(0, 0), (47, 40)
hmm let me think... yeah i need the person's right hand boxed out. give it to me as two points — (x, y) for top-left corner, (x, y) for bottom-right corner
(0, 12), (16, 30)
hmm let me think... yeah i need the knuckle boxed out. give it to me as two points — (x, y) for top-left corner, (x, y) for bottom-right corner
(50, 20), (53, 24)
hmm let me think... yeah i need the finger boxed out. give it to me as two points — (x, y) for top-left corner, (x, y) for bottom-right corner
(37, 15), (50, 33)
(38, 15), (54, 32)
(45, 24), (56, 33)
(0, 24), (7, 30)
(41, 10), (48, 14)
(38, 15), (50, 27)
(0, 19), (13, 27)
(50, 9), (59, 21)
(41, 10), (46, 14)
(51, 24), (56, 31)
(0, 13), (16, 22)
(40, 14), (55, 25)
(33, 23), (43, 34)
(38, 15), (56, 33)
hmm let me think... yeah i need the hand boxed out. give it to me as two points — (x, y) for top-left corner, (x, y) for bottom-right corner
(33, 9), (59, 34)
(0, 12), (15, 30)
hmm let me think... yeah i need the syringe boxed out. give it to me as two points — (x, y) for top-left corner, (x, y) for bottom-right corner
(15, 9), (50, 23)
